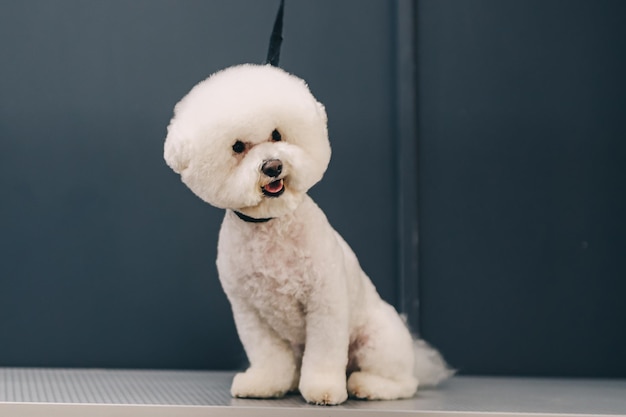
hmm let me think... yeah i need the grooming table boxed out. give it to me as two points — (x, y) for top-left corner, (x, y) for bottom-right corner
(1, 368), (625, 416)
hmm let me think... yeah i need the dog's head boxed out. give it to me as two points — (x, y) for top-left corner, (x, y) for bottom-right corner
(164, 64), (330, 219)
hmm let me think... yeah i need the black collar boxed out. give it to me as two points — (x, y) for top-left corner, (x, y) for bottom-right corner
(233, 210), (273, 223)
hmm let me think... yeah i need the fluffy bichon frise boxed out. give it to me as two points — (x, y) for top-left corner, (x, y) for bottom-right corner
(164, 64), (451, 405)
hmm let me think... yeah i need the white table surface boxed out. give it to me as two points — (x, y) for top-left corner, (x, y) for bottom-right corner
(1, 368), (625, 416)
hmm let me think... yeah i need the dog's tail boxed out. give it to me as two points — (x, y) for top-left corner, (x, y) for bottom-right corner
(413, 338), (455, 387)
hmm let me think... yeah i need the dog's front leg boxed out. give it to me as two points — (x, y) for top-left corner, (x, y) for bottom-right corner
(229, 297), (299, 399)
(298, 288), (350, 405)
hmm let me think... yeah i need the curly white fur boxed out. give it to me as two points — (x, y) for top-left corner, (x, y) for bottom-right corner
(164, 64), (451, 405)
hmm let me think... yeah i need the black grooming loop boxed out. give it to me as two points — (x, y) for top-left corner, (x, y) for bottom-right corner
(265, 0), (285, 67)
(233, 0), (285, 225)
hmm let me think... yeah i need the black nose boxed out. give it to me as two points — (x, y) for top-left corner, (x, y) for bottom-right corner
(261, 159), (282, 177)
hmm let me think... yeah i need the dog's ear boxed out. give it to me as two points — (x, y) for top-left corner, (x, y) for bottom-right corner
(316, 101), (328, 126)
(163, 122), (190, 174)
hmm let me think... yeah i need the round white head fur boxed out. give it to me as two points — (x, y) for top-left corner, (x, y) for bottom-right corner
(164, 64), (331, 219)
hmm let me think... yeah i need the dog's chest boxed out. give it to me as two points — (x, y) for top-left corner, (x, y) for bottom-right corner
(219, 220), (312, 342)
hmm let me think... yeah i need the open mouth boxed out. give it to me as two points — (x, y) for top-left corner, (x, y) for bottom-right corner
(262, 178), (285, 197)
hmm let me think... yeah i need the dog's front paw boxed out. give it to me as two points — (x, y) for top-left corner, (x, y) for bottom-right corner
(347, 371), (418, 400)
(299, 371), (348, 405)
(231, 367), (297, 399)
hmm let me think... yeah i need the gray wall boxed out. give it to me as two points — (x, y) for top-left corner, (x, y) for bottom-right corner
(1, 0), (624, 379)
(417, 0), (626, 377)
(0, 0), (400, 369)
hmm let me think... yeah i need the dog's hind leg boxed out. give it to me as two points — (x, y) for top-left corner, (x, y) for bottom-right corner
(347, 301), (418, 400)
(229, 299), (299, 399)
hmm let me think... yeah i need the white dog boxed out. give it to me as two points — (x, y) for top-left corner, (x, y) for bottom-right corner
(164, 64), (451, 405)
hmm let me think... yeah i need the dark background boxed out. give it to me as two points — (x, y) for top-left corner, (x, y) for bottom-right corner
(1, 0), (624, 377)
(0, 0), (399, 370)
(417, 1), (626, 377)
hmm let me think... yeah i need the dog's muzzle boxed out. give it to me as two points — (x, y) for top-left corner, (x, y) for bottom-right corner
(262, 159), (282, 177)
(261, 159), (285, 197)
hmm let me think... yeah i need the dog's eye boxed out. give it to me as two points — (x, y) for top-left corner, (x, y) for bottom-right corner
(271, 129), (282, 142)
(232, 140), (245, 154)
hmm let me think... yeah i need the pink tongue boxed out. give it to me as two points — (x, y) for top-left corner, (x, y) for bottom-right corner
(264, 179), (284, 193)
